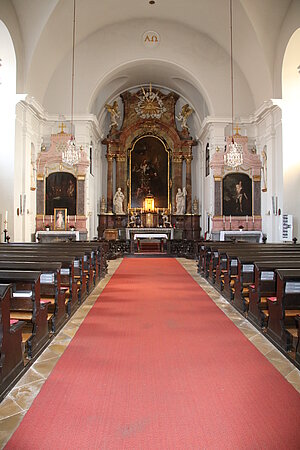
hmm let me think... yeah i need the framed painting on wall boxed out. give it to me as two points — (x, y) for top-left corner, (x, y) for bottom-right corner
(223, 173), (252, 216)
(54, 208), (67, 231)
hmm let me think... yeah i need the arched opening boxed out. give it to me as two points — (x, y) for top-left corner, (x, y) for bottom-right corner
(129, 135), (170, 209)
(0, 20), (16, 240)
(282, 28), (300, 237)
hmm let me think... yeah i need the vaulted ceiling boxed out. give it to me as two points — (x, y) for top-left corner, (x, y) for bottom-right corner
(1, 0), (298, 122)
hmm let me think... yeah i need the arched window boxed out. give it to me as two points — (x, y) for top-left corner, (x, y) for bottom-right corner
(282, 28), (300, 232)
(205, 143), (210, 177)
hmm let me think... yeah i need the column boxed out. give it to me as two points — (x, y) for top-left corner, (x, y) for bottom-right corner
(185, 155), (192, 214)
(106, 154), (114, 213)
(172, 155), (183, 212)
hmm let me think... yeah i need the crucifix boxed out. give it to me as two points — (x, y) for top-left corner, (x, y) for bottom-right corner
(234, 124), (241, 135)
(59, 123), (66, 134)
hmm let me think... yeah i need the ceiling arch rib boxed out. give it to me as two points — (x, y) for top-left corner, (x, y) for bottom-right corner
(43, 19), (255, 121)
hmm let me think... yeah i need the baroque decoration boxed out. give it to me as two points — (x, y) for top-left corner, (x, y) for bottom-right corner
(135, 84), (166, 119)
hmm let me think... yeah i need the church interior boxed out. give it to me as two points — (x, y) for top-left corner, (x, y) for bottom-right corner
(0, 0), (300, 448)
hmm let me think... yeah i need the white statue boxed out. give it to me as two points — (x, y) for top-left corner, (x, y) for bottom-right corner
(176, 104), (193, 132)
(175, 187), (187, 215)
(162, 209), (170, 227)
(105, 101), (120, 129)
(261, 147), (267, 192)
(113, 187), (124, 214)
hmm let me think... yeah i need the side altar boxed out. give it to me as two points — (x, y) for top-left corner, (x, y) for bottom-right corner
(98, 87), (201, 240)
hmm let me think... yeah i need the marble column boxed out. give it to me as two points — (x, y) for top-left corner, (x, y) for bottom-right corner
(106, 154), (114, 213)
(185, 155), (192, 214)
(116, 154), (127, 212)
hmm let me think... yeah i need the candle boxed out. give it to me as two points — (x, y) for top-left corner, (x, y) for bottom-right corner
(229, 215), (231, 223)
(223, 215), (225, 223)
(75, 215), (77, 224)
(246, 215), (248, 223)
(5, 211), (8, 223)
(50, 215), (52, 223)
(42, 214), (45, 223)
(252, 215), (255, 223)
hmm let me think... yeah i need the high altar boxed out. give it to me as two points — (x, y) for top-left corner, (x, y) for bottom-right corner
(98, 87), (201, 240)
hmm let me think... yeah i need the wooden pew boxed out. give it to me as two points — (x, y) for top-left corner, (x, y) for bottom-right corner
(248, 261), (300, 328)
(0, 261), (66, 333)
(267, 269), (300, 352)
(0, 253), (78, 315)
(0, 284), (25, 397)
(233, 254), (300, 314)
(0, 247), (88, 302)
(0, 270), (49, 358)
(295, 315), (300, 364)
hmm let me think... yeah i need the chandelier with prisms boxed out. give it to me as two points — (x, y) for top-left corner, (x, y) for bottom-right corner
(225, 0), (243, 169)
(224, 139), (243, 168)
(62, 136), (81, 166)
(59, 0), (81, 167)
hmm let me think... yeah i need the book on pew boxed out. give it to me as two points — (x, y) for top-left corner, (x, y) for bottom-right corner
(12, 291), (32, 298)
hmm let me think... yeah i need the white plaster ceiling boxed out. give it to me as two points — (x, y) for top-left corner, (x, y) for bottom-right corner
(3, 0), (297, 120)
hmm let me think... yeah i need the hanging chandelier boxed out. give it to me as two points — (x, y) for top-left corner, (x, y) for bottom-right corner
(61, 0), (81, 166)
(224, 0), (243, 169)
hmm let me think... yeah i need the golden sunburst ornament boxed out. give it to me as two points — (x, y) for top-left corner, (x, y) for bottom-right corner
(135, 84), (166, 119)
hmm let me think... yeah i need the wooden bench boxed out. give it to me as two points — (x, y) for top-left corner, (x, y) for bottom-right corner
(0, 261), (67, 333)
(233, 254), (300, 314)
(0, 270), (49, 358)
(0, 253), (78, 316)
(0, 284), (25, 397)
(267, 269), (300, 352)
(248, 261), (300, 328)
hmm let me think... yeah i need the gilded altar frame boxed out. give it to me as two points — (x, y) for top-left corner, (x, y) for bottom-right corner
(129, 135), (170, 210)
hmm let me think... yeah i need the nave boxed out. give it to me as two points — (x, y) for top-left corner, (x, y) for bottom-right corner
(1, 258), (300, 449)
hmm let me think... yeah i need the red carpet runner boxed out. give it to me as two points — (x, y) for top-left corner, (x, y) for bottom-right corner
(6, 259), (300, 449)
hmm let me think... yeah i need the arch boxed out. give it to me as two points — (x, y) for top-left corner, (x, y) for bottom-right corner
(0, 20), (16, 239)
(282, 27), (300, 238)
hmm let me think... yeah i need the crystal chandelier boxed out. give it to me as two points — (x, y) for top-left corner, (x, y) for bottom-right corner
(224, 0), (243, 169)
(61, 0), (81, 167)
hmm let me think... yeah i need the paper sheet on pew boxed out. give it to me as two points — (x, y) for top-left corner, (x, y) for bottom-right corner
(13, 291), (32, 298)
(40, 273), (55, 284)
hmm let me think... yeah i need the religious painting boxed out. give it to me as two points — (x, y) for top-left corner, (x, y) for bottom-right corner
(46, 172), (76, 215)
(130, 136), (170, 208)
(54, 208), (67, 231)
(223, 173), (252, 216)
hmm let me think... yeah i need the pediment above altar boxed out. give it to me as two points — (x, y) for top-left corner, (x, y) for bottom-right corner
(210, 133), (262, 177)
(37, 131), (90, 176)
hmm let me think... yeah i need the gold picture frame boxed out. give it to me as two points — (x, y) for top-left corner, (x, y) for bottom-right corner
(54, 208), (67, 231)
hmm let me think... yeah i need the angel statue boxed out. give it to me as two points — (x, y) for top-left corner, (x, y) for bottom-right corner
(105, 101), (120, 129)
(176, 104), (193, 132)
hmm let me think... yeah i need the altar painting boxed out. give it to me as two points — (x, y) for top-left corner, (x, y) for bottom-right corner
(46, 172), (77, 215)
(130, 136), (169, 208)
(223, 173), (252, 216)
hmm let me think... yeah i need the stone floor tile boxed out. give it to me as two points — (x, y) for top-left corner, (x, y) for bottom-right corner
(0, 412), (26, 448)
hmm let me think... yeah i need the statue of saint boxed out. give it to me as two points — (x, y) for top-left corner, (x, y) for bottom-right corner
(175, 187), (187, 215)
(105, 101), (120, 129)
(100, 196), (106, 214)
(176, 104), (193, 132)
(261, 147), (267, 192)
(113, 187), (124, 214)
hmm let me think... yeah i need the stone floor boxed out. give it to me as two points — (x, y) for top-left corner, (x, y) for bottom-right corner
(0, 257), (299, 448)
